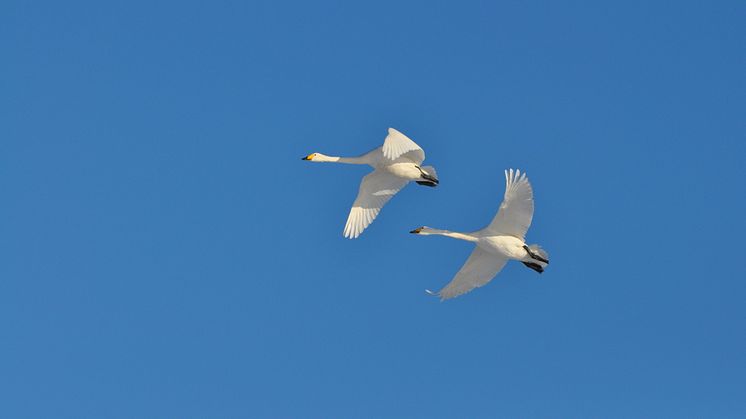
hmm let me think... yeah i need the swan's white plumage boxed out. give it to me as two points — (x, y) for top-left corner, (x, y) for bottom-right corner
(434, 248), (508, 300)
(414, 169), (547, 301)
(485, 169), (534, 240)
(382, 128), (425, 163)
(305, 127), (437, 238)
(343, 171), (408, 239)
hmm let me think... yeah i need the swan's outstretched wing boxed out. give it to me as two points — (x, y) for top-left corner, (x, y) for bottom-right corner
(430, 247), (507, 301)
(484, 169), (534, 240)
(382, 128), (425, 163)
(343, 170), (409, 239)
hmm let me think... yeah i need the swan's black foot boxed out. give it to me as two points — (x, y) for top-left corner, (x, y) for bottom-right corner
(523, 245), (549, 264)
(415, 165), (439, 184)
(416, 180), (438, 187)
(420, 174), (439, 184)
(522, 262), (544, 273)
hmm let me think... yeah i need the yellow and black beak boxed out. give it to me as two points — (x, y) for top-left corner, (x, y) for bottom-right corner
(301, 153), (315, 161)
(410, 227), (424, 234)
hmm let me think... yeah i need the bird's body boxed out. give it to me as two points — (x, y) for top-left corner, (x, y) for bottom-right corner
(382, 161), (424, 180)
(303, 128), (438, 239)
(476, 234), (531, 260)
(411, 169), (549, 300)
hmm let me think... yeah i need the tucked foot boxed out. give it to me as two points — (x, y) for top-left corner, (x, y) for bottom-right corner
(414, 165), (439, 184)
(523, 245), (549, 264)
(416, 180), (438, 187)
(421, 174), (439, 183)
(522, 261), (544, 273)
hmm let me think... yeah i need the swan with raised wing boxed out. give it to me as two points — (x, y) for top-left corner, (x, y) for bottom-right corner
(303, 128), (438, 239)
(410, 169), (549, 300)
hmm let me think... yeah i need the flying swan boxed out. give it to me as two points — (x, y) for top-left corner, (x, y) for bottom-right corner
(410, 169), (549, 300)
(302, 128), (439, 239)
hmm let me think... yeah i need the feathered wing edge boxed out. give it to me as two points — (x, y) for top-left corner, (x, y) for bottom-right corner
(426, 247), (508, 301)
(342, 170), (409, 239)
(483, 168), (534, 239)
(381, 128), (425, 162)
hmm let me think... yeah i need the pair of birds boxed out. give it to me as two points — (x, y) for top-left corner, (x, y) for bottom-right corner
(303, 128), (549, 300)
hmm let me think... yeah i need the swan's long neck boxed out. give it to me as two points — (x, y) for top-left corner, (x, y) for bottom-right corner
(316, 154), (369, 164)
(423, 228), (479, 243)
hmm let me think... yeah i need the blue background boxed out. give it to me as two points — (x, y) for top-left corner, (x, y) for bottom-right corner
(2, 1), (745, 417)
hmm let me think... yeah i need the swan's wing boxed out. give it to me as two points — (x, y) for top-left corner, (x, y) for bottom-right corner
(484, 169), (534, 240)
(382, 128), (425, 163)
(343, 170), (409, 239)
(430, 247), (507, 301)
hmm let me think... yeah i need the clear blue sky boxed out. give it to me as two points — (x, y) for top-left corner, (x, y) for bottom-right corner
(2, 1), (745, 417)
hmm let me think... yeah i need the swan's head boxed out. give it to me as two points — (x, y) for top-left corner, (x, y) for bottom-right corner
(409, 226), (436, 235)
(302, 152), (333, 162)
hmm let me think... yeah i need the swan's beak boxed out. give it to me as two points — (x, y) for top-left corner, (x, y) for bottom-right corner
(302, 153), (315, 161)
(410, 227), (424, 234)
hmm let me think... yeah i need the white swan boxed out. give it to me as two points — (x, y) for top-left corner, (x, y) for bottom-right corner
(411, 169), (549, 300)
(303, 128), (439, 239)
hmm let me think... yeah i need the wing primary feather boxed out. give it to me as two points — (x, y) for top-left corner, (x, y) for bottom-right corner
(382, 128), (425, 162)
(342, 170), (409, 238)
(434, 248), (508, 300)
(483, 168), (535, 240)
